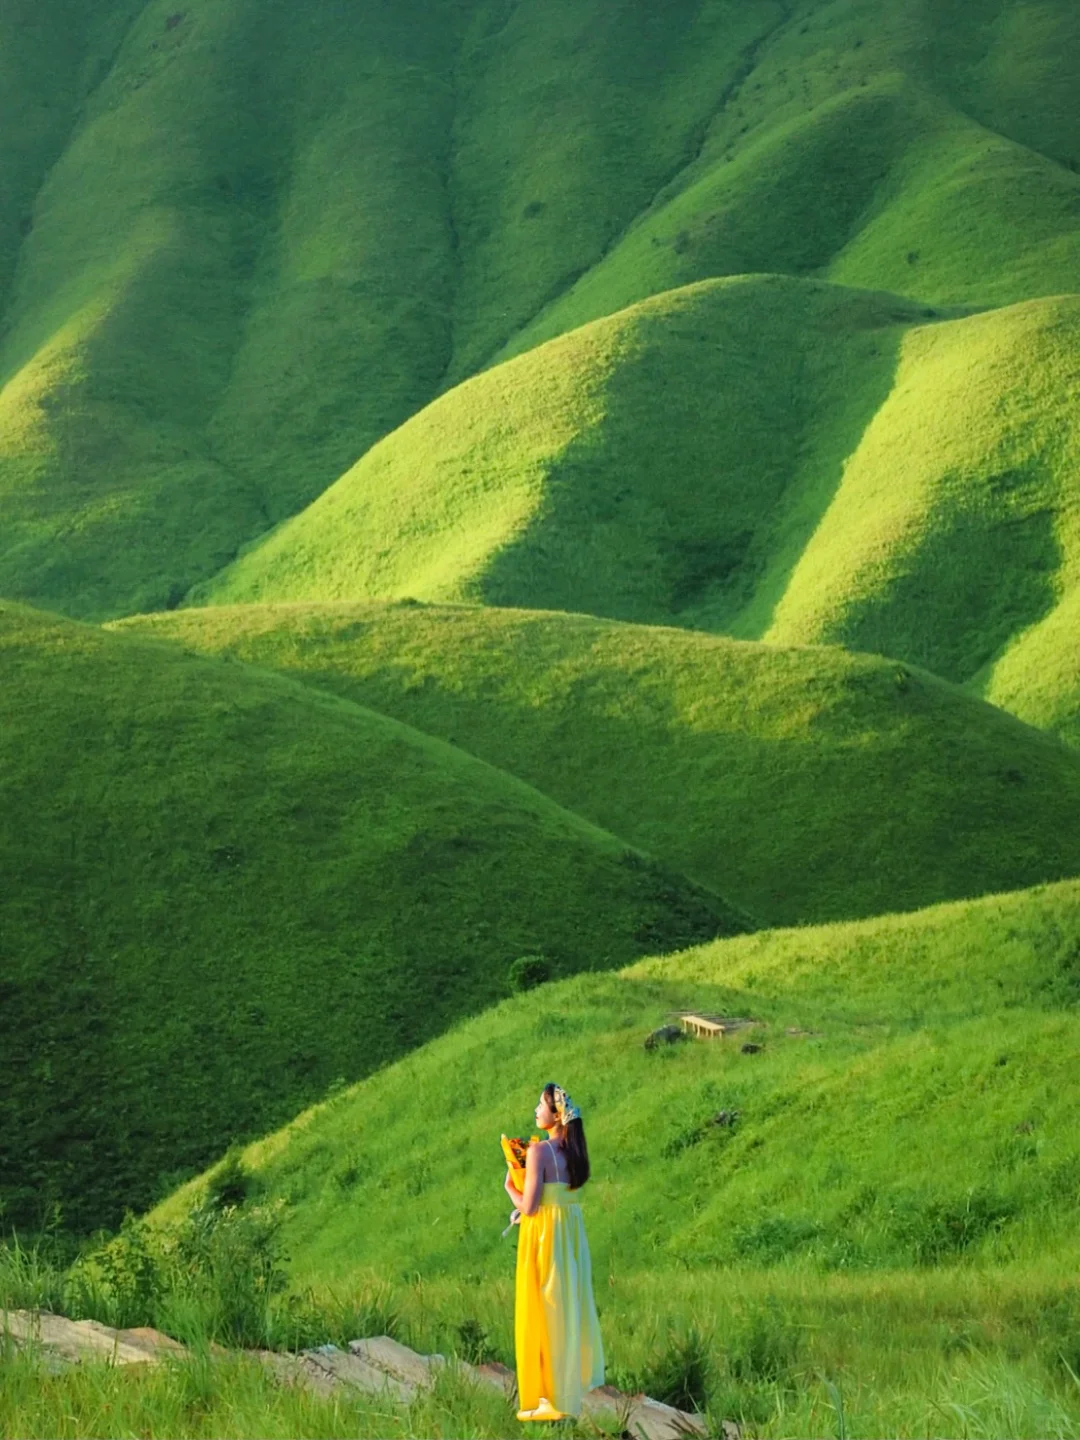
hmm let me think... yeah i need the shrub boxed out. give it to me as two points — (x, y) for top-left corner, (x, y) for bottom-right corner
(454, 1316), (496, 1365)
(76, 1213), (163, 1329)
(508, 954), (551, 992)
(166, 1197), (289, 1346)
(64, 1196), (290, 1347)
(205, 1146), (252, 1210)
(725, 1299), (801, 1385)
(641, 1324), (713, 1412)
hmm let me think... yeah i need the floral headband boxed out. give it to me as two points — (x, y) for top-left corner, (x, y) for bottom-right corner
(551, 1084), (581, 1125)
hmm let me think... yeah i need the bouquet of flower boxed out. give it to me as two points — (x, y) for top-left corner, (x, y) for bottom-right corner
(500, 1133), (539, 1236)
(501, 1133), (535, 1190)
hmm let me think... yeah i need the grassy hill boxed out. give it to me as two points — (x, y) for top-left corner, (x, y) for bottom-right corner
(121, 600), (1080, 927)
(0, 602), (738, 1233)
(984, 591), (1080, 750)
(192, 276), (945, 621)
(765, 293), (1080, 692)
(500, 75), (1080, 362)
(193, 279), (1080, 729)
(0, 1), (1077, 619)
(146, 877), (1080, 1412)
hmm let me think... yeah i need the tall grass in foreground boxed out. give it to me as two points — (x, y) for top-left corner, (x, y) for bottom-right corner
(4, 1307), (1080, 1439)
(6, 1227), (1080, 1437)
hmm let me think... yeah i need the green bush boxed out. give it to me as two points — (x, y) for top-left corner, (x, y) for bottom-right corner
(63, 1197), (290, 1347)
(205, 1147), (253, 1211)
(641, 1324), (713, 1412)
(508, 955), (552, 993)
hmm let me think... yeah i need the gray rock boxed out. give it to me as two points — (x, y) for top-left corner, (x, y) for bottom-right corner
(626, 1393), (709, 1439)
(0, 1310), (179, 1367)
(347, 1334), (446, 1390)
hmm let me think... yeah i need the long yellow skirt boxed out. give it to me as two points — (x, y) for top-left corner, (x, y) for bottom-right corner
(515, 1182), (605, 1416)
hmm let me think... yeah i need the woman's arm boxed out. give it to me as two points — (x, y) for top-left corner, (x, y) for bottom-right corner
(516, 1138), (545, 1217)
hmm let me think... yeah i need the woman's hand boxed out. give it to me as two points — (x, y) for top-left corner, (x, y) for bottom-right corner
(504, 1172), (524, 1206)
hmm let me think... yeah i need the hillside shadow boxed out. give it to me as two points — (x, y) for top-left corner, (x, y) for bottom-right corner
(841, 491), (1064, 685)
(474, 284), (923, 639)
(718, 315), (917, 640)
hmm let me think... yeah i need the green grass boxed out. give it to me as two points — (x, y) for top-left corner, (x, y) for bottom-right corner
(120, 600), (1080, 927)
(0, 1), (1077, 619)
(0, 601), (738, 1234)
(0, 0), (787, 621)
(500, 78), (1080, 363)
(7, 878), (1080, 1435)
(984, 589), (1080, 749)
(497, 2), (1080, 359)
(147, 877), (1080, 1289)
(193, 276), (944, 622)
(766, 294), (1080, 691)
(0, 1344), (547, 1440)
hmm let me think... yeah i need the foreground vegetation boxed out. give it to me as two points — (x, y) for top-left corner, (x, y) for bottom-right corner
(145, 878), (1080, 1288)
(6, 1265), (1080, 1438)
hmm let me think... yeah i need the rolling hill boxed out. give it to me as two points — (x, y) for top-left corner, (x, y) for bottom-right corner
(152, 875), (1080, 1301)
(121, 600), (1080, 927)
(0, 0), (1077, 620)
(193, 276), (948, 621)
(193, 279), (1080, 739)
(0, 602), (738, 1232)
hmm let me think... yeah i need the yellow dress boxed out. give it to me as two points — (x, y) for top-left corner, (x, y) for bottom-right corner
(515, 1179), (605, 1417)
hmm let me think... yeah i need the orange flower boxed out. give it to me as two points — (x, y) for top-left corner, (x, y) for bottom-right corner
(501, 1133), (539, 1190)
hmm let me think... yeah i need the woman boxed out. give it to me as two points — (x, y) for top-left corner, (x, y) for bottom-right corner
(504, 1082), (605, 1421)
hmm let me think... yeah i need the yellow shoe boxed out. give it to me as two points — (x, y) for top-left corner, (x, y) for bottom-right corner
(517, 1397), (570, 1422)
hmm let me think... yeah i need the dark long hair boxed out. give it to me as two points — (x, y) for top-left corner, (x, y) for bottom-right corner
(543, 1082), (590, 1190)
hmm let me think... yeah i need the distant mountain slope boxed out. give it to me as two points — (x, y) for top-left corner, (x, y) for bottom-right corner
(765, 293), (1080, 688)
(984, 591), (1080, 750)
(194, 281), (1080, 716)
(0, 0), (782, 619)
(120, 602), (1080, 927)
(152, 877), (1080, 1292)
(0, 602), (736, 1232)
(0, 0), (1077, 619)
(194, 276), (939, 623)
(499, 73), (1080, 361)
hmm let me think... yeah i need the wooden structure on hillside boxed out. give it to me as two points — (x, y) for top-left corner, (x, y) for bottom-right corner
(676, 1012), (754, 1039)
